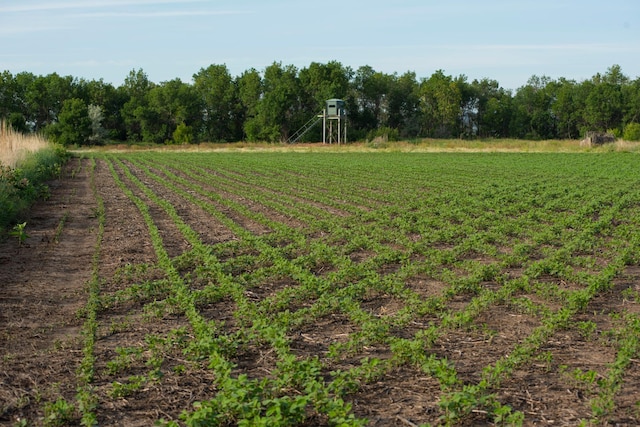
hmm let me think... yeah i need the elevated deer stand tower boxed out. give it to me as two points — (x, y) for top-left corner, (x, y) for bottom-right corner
(323, 99), (347, 144)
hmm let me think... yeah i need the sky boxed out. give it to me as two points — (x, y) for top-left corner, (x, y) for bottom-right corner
(1, 0), (639, 91)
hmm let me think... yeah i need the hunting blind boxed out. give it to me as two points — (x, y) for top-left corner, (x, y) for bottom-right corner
(288, 98), (347, 144)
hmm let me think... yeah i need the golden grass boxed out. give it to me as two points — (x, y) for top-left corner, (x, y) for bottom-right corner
(73, 138), (640, 154)
(0, 120), (50, 167)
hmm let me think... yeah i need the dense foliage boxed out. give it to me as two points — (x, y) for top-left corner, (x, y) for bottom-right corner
(1, 63), (639, 144)
(0, 145), (68, 235)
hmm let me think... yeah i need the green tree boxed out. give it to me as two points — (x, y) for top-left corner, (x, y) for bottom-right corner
(583, 65), (627, 134)
(550, 78), (582, 139)
(235, 68), (262, 139)
(471, 78), (512, 138)
(80, 78), (127, 140)
(623, 77), (640, 125)
(419, 70), (462, 138)
(237, 68), (262, 141)
(193, 64), (238, 142)
(8, 72), (77, 132)
(456, 75), (478, 138)
(245, 62), (301, 142)
(346, 65), (393, 139)
(387, 71), (421, 138)
(0, 71), (16, 119)
(510, 75), (556, 139)
(28, 73), (77, 131)
(0, 71), (32, 133)
(47, 98), (91, 146)
(120, 69), (154, 141)
(142, 78), (201, 144)
(12, 72), (36, 127)
(299, 61), (351, 111)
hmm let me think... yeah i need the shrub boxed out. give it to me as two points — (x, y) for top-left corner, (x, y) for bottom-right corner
(0, 136), (68, 236)
(173, 122), (194, 144)
(47, 98), (92, 146)
(367, 126), (400, 143)
(623, 123), (640, 141)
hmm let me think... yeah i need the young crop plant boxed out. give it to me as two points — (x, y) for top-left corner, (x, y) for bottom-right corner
(75, 156), (102, 426)
(9, 221), (29, 247)
(108, 375), (146, 399)
(53, 211), (69, 243)
(587, 314), (640, 420)
(66, 151), (640, 425)
(43, 397), (77, 427)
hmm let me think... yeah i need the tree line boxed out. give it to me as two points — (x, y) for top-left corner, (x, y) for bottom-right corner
(1, 62), (639, 145)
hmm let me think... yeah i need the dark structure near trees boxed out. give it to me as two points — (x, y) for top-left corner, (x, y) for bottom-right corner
(581, 131), (616, 146)
(288, 99), (347, 144)
(322, 99), (347, 144)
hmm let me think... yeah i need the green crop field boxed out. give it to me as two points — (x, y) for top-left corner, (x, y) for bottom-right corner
(4, 150), (640, 426)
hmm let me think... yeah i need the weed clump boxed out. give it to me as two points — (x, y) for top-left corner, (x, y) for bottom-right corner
(0, 120), (68, 236)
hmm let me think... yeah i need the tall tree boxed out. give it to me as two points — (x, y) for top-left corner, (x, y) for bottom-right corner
(583, 65), (627, 133)
(470, 78), (512, 138)
(80, 78), (127, 140)
(386, 71), (421, 137)
(143, 78), (202, 144)
(236, 68), (262, 141)
(346, 65), (393, 137)
(193, 64), (238, 142)
(510, 75), (556, 139)
(550, 78), (582, 139)
(623, 77), (640, 125)
(299, 61), (351, 111)
(15, 73), (77, 131)
(47, 98), (91, 146)
(0, 71), (28, 132)
(120, 69), (154, 141)
(419, 70), (462, 138)
(245, 62), (301, 142)
(0, 71), (15, 119)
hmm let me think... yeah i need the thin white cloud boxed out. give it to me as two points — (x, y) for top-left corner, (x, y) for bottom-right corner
(0, 0), (207, 13)
(324, 42), (637, 52)
(472, 43), (639, 52)
(0, 1), (251, 35)
(71, 10), (249, 18)
(64, 59), (137, 68)
(0, 24), (71, 35)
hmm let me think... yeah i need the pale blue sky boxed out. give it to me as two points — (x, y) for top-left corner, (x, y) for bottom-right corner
(1, 0), (638, 90)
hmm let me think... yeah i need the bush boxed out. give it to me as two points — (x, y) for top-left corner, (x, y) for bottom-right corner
(47, 98), (92, 146)
(623, 123), (640, 141)
(0, 145), (68, 237)
(173, 122), (194, 144)
(366, 127), (400, 143)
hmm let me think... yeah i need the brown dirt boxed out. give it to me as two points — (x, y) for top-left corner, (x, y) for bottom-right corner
(1, 157), (640, 426)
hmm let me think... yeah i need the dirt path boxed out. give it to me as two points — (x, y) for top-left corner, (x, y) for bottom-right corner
(0, 158), (99, 423)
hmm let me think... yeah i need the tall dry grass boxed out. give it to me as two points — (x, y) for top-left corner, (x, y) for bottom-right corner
(0, 120), (50, 167)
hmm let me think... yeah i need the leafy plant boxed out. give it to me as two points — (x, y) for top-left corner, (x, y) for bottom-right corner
(109, 375), (146, 398)
(623, 122), (640, 141)
(43, 398), (76, 427)
(9, 221), (29, 246)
